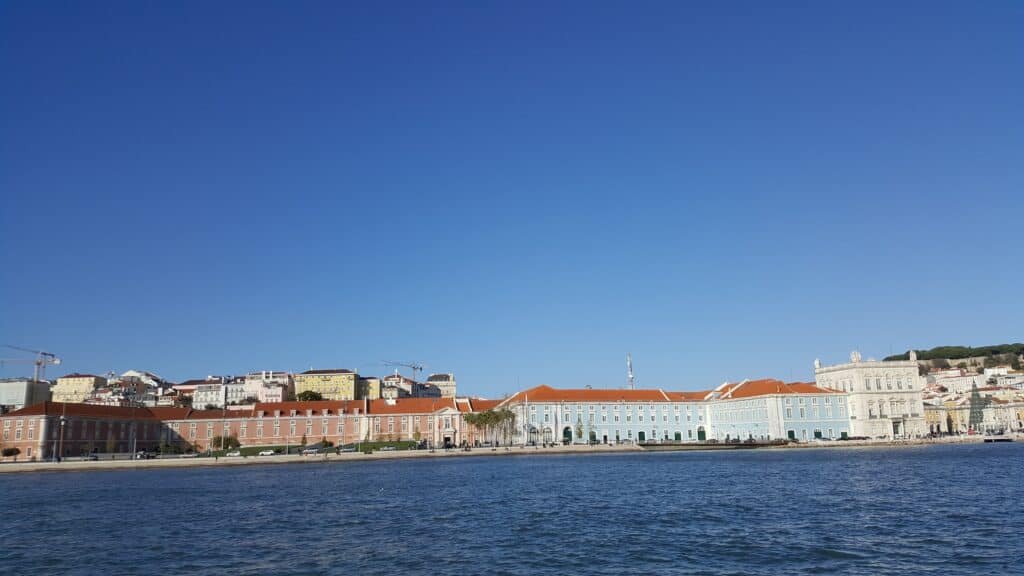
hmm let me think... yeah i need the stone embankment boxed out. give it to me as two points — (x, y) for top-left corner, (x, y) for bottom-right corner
(0, 434), (1006, 474)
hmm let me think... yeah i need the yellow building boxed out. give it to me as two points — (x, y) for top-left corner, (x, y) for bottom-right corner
(358, 377), (381, 400)
(51, 373), (107, 403)
(294, 369), (359, 400)
(924, 402), (948, 434)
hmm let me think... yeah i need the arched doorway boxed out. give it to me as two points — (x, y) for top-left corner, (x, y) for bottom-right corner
(562, 427), (572, 444)
(638, 431), (646, 442)
(697, 427), (706, 441)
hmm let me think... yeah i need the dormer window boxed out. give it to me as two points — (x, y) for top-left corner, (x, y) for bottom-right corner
(290, 410), (297, 417)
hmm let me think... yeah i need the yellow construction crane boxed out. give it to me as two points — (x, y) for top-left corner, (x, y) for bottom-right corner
(0, 345), (62, 382)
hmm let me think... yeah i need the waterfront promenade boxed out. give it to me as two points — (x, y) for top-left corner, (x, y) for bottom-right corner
(0, 435), (996, 474)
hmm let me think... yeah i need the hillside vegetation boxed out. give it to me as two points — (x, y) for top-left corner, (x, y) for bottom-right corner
(884, 344), (1024, 362)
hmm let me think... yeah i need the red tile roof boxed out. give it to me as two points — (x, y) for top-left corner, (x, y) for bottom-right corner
(467, 398), (503, 412)
(367, 398), (457, 414)
(500, 385), (673, 405)
(665, 391), (710, 402)
(715, 379), (838, 399)
(253, 400), (363, 416)
(4, 402), (157, 420)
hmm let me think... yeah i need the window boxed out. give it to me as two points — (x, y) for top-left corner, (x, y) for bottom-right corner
(799, 408), (805, 418)
(240, 423), (247, 437)
(207, 423), (214, 438)
(786, 408), (793, 418)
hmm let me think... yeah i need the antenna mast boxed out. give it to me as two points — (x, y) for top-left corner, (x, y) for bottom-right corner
(626, 353), (635, 390)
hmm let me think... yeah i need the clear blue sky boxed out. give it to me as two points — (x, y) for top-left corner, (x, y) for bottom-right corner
(2, 2), (1022, 396)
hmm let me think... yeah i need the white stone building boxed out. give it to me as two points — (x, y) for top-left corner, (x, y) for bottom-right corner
(426, 373), (456, 398)
(814, 350), (927, 439)
(243, 371), (293, 403)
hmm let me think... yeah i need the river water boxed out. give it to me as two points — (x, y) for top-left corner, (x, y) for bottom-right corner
(1, 443), (1021, 575)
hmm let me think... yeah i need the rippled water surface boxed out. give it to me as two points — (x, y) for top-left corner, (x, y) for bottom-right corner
(2, 444), (1022, 575)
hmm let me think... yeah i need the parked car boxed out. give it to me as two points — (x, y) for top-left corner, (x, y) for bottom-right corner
(336, 446), (356, 454)
(301, 447), (320, 455)
(135, 451), (155, 460)
(258, 450), (276, 456)
(225, 450), (241, 457)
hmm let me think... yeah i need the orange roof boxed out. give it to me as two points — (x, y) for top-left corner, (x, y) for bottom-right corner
(366, 398), (457, 415)
(253, 400), (363, 416)
(665, 391), (710, 402)
(715, 379), (838, 399)
(467, 398), (503, 412)
(4, 402), (158, 420)
(501, 385), (673, 405)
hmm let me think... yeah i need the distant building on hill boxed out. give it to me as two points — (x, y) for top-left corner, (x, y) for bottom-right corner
(294, 369), (380, 401)
(51, 374), (107, 404)
(427, 373), (456, 398)
(0, 379), (51, 413)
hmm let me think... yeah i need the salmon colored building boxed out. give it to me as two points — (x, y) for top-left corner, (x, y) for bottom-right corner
(0, 397), (503, 460)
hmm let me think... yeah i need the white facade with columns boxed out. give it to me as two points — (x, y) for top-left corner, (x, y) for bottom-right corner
(814, 350), (927, 439)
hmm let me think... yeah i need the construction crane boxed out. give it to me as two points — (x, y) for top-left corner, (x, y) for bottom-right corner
(383, 360), (424, 383)
(626, 353), (636, 390)
(1, 345), (62, 382)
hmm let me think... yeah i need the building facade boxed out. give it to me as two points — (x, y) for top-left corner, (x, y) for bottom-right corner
(814, 351), (926, 439)
(704, 379), (849, 442)
(426, 373), (456, 398)
(0, 379), (52, 414)
(51, 374), (107, 404)
(498, 385), (707, 445)
(294, 369), (360, 401)
(0, 397), (497, 460)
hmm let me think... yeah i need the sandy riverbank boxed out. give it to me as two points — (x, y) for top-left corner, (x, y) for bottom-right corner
(0, 435), (1008, 474)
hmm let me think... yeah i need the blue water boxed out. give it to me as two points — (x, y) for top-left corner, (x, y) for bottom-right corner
(1, 444), (1021, 575)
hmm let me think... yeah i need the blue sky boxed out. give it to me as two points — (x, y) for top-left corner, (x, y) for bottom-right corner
(2, 2), (1022, 396)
